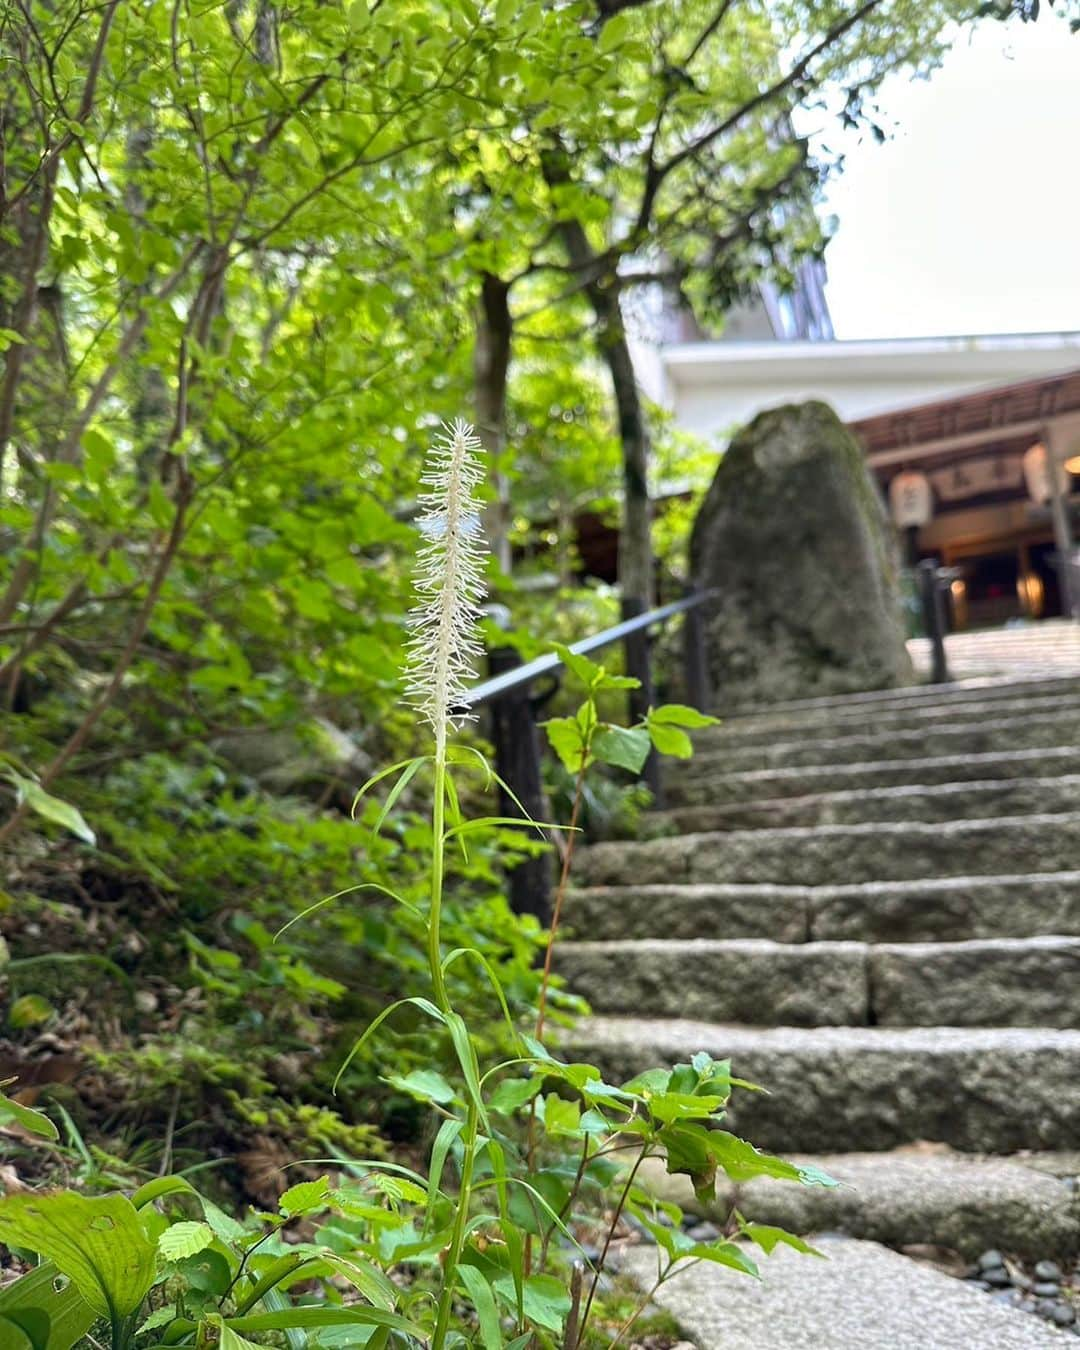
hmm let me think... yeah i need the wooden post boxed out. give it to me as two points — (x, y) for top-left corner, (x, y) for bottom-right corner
(621, 595), (663, 806)
(486, 645), (553, 922)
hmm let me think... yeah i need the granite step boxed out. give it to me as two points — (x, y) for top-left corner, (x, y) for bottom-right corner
(650, 775), (1080, 832)
(565, 872), (1080, 944)
(569, 1019), (1080, 1152)
(577, 813), (1080, 888)
(665, 746), (1080, 806)
(683, 712), (1080, 776)
(721, 669), (1080, 721)
(558, 937), (1080, 1028)
(637, 1147), (1080, 1260)
(694, 690), (1080, 750)
(621, 1238), (1073, 1349)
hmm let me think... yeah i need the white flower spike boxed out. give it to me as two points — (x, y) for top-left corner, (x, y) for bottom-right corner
(404, 418), (488, 750)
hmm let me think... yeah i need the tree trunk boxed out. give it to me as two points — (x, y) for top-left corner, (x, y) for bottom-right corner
(557, 220), (653, 608)
(474, 271), (513, 576)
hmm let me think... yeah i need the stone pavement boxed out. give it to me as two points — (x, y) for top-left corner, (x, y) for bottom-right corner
(620, 1238), (1071, 1348)
(909, 619), (1080, 680)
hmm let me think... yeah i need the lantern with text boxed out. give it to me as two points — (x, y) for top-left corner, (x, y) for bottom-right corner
(889, 471), (933, 529)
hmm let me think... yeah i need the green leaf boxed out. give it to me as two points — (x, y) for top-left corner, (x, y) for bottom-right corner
(647, 722), (693, 759)
(279, 1175), (331, 1217)
(458, 1264), (502, 1350)
(540, 1094), (581, 1138)
(592, 724), (651, 773)
(488, 1076), (542, 1115)
(8, 995), (54, 1030)
(550, 642), (601, 688)
(493, 1273), (570, 1334)
(707, 1132), (837, 1188)
(385, 1068), (456, 1105)
(738, 1217), (824, 1258)
(220, 1306), (426, 1337)
(0, 1191), (156, 1320)
(649, 704), (719, 729)
(5, 773), (95, 845)
(0, 1263), (96, 1350)
(598, 11), (631, 51)
(158, 1220), (214, 1262)
(426, 1117), (464, 1224)
(0, 1085), (59, 1141)
(543, 715), (588, 774)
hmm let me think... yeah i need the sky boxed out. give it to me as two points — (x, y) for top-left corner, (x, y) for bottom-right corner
(817, 11), (1080, 340)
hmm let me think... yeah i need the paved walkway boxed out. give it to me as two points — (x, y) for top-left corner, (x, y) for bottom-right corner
(621, 1239), (1071, 1348)
(909, 619), (1080, 680)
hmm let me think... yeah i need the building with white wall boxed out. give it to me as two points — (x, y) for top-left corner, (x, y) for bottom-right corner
(657, 331), (1080, 447)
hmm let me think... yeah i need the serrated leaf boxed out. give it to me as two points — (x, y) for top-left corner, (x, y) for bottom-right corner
(739, 1219), (824, 1258)
(542, 715), (588, 774)
(0, 1191), (156, 1320)
(279, 1176), (331, 1218)
(158, 1221), (214, 1262)
(592, 724), (651, 773)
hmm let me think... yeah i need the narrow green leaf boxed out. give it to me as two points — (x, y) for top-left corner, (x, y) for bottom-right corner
(459, 1264), (502, 1350)
(5, 773), (94, 845)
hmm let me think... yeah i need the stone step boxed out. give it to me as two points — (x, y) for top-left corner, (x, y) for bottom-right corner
(725, 669), (1080, 722)
(652, 775), (1080, 833)
(621, 1238), (1073, 1349)
(577, 813), (1080, 888)
(558, 937), (1080, 1028)
(697, 690), (1080, 750)
(566, 872), (1080, 944)
(570, 1019), (1080, 1152)
(683, 712), (1080, 776)
(666, 745), (1080, 806)
(638, 1148), (1080, 1260)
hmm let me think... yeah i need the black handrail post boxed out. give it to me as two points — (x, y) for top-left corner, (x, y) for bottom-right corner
(917, 558), (950, 685)
(486, 645), (553, 923)
(620, 596), (663, 807)
(683, 586), (710, 713)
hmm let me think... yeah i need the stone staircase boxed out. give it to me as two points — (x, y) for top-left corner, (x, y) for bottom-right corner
(559, 669), (1080, 1261)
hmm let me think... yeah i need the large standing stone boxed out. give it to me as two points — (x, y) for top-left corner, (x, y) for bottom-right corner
(690, 401), (913, 707)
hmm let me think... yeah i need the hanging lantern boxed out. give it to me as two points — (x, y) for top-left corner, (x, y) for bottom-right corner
(889, 470), (933, 529)
(1023, 442), (1070, 504)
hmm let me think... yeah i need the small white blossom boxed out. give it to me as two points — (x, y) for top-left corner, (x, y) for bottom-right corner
(403, 418), (488, 747)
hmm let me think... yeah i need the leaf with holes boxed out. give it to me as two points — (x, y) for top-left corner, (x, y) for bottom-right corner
(0, 1191), (156, 1320)
(0, 1263), (95, 1350)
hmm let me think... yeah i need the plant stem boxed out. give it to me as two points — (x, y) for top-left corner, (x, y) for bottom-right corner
(577, 1145), (650, 1341)
(428, 738), (450, 1013)
(431, 1098), (480, 1350)
(534, 756), (588, 1041)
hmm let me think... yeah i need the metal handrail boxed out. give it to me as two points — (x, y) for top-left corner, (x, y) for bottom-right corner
(465, 591), (710, 710)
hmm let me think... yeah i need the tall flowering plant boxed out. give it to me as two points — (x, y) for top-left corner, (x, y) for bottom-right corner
(0, 420), (833, 1349)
